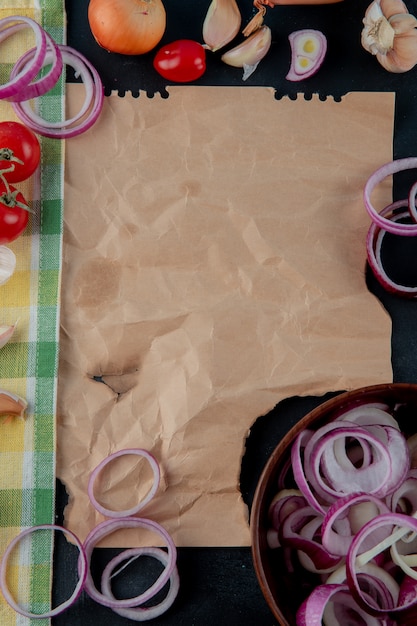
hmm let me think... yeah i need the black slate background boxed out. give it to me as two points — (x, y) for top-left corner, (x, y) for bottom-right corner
(52, 1), (417, 623)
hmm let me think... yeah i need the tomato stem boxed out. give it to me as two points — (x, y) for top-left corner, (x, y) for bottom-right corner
(0, 171), (33, 214)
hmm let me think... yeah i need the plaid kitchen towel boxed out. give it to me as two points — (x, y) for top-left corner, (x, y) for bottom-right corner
(0, 1), (65, 624)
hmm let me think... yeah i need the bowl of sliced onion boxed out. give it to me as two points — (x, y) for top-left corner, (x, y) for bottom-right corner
(250, 383), (417, 626)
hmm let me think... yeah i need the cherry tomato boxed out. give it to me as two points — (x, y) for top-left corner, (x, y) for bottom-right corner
(0, 181), (29, 244)
(153, 39), (206, 83)
(0, 121), (41, 183)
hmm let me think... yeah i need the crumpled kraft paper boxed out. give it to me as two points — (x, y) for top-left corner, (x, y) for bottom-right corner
(57, 85), (394, 547)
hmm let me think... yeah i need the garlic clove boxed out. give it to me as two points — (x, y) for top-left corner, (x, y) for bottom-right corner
(362, 1), (395, 55)
(0, 246), (16, 285)
(0, 323), (16, 349)
(202, 0), (241, 52)
(380, 0), (408, 19)
(389, 12), (417, 34)
(0, 389), (27, 423)
(377, 28), (417, 71)
(221, 25), (272, 79)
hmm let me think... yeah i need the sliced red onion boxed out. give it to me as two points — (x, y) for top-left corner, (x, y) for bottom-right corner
(12, 45), (104, 138)
(0, 16), (47, 101)
(364, 158), (417, 235)
(296, 583), (386, 626)
(408, 180), (417, 223)
(100, 547), (180, 621)
(291, 429), (327, 514)
(88, 448), (160, 518)
(82, 517), (177, 609)
(0, 524), (87, 618)
(279, 505), (342, 572)
(304, 422), (392, 502)
(346, 513), (417, 613)
(335, 405), (399, 429)
(8, 30), (63, 101)
(286, 30), (327, 82)
(366, 201), (417, 296)
(268, 489), (307, 532)
(322, 493), (392, 557)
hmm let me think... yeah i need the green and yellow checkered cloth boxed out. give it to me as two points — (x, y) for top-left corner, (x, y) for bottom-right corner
(0, 1), (65, 624)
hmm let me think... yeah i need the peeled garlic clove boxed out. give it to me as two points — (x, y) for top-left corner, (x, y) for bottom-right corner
(0, 389), (27, 421)
(203, 0), (241, 52)
(0, 323), (16, 349)
(221, 25), (272, 79)
(286, 29), (327, 82)
(0, 246), (16, 285)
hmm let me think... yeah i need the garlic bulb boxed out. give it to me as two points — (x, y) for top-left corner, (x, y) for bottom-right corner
(362, 0), (417, 72)
(203, 0), (241, 52)
(0, 246), (16, 285)
(221, 25), (272, 80)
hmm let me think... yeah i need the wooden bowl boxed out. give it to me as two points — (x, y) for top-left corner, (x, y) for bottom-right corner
(250, 383), (417, 626)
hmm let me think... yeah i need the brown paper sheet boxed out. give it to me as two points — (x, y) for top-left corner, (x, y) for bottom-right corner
(57, 85), (394, 547)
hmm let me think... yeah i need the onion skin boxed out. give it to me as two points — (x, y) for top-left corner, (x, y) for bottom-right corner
(88, 0), (166, 55)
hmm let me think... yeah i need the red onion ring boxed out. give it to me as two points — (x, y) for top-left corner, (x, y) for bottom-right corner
(364, 158), (417, 235)
(8, 30), (63, 101)
(0, 16), (47, 101)
(346, 513), (417, 614)
(366, 201), (417, 297)
(321, 492), (392, 557)
(408, 180), (417, 223)
(0, 524), (87, 618)
(296, 583), (386, 626)
(304, 422), (393, 502)
(100, 547), (180, 620)
(88, 448), (160, 518)
(12, 45), (104, 138)
(291, 429), (327, 515)
(82, 517), (177, 609)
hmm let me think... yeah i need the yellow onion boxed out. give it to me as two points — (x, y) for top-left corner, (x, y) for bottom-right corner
(362, 0), (417, 72)
(88, 0), (166, 55)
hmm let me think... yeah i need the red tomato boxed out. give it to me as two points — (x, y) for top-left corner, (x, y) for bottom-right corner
(153, 39), (206, 83)
(0, 121), (41, 183)
(0, 181), (29, 243)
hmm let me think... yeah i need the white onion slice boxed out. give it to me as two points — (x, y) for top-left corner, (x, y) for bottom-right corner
(12, 44), (104, 138)
(88, 448), (160, 518)
(82, 517), (177, 610)
(364, 158), (417, 235)
(100, 547), (180, 620)
(0, 16), (47, 101)
(9, 30), (63, 101)
(0, 524), (87, 618)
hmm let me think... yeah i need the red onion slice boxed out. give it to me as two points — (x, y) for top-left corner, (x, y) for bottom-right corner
(296, 583), (386, 626)
(0, 524), (87, 618)
(322, 493), (392, 557)
(346, 513), (417, 613)
(12, 45), (104, 138)
(100, 547), (180, 620)
(364, 158), (417, 235)
(286, 29), (327, 82)
(366, 201), (417, 296)
(291, 429), (327, 514)
(0, 16), (47, 101)
(88, 448), (160, 518)
(304, 422), (392, 502)
(8, 30), (63, 101)
(82, 517), (177, 609)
